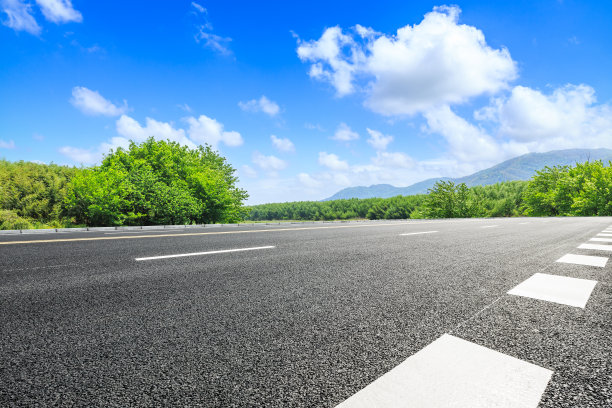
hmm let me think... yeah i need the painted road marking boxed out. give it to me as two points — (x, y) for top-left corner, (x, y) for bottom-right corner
(590, 237), (612, 243)
(135, 245), (276, 261)
(556, 254), (608, 268)
(596, 233), (612, 237)
(336, 334), (552, 408)
(578, 243), (612, 252)
(481, 225), (498, 228)
(518, 222), (530, 224)
(508, 273), (597, 308)
(104, 230), (168, 234)
(399, 231), (438, 236)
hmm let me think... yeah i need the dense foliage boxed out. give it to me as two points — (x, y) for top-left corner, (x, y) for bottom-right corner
(522, 161), (612, 216)
(1, 157), (611, 229)
(0, 160), (79, 229)
(64, 138), (248, 226)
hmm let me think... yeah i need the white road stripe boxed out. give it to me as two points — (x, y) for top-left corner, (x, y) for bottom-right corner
(336, 334), (552, 408)
(135, 245), (276, 261)
(508, 273), (597, 308)
(518, 222), (530, 224)
(578, 243), (612, 251)
(480, 225), (498, 228)
(105, 230), (167, 234)
(399, 231), (438, 236)
(556, 254), (608, 268)
(596, 233), (612, 237)
(590, 237), (612, 243)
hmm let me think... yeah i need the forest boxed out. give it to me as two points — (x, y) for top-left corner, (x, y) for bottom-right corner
(1, 150), (611, 229)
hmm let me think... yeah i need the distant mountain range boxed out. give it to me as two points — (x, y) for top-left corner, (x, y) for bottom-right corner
(323, 148), (612, 201)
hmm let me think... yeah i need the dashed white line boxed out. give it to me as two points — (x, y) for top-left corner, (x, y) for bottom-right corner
(589, 237), (612, 243)
(336, 334), (552, 408)
(556, 254), (608, 268)
(578, 243), (612, 252)
(399, 231), (438, 236)
(481, 225), (498, 229)
(596, 233), (612, 237)
(135, 245), (276, 261)
(508, 273), (597, 308)
(518, 222), (530, 225)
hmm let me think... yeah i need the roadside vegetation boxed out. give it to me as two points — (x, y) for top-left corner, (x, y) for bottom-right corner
(2, 151), (611, 229)
(0, 138), (247, 229)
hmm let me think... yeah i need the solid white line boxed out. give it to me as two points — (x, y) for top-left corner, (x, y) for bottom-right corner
(596, 233), (612, 237)
(508, 273), (597, 308)
(135, 245), (276, 261)
(590, 237), (612, 243)
(578, 243), (612, 252)
(556, 253), (608, 268)
(399, 231), (438, 236)
(481, 225), (498, 228)
(336, 334), (552, 408)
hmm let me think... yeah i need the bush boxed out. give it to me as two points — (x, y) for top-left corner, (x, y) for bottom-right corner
(0, 210), (34, 230)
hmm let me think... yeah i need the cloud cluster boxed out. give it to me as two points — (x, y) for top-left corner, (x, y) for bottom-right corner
(1, 0), (81, 35)
(297, 5), (516, 115)
(238, 96), (280, 117)
(70, 87), (127, 116)
(332, 122), (359, 141)
(192, 2), (231, 55)
(270, 135), (295, 152)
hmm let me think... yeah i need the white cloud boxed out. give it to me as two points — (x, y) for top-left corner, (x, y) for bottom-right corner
(252, 151), (287, 171)
(58, 146), (97, 164)
(0, 139), (16, 149)
(477, 84), (612, 152)
(241, 164), (257, 178)
(332, 122), (359, 141)
(372, 151), (414, 168)
(35, 0), (81, 23)
(1, 0), (41, 35)
(70, 87), (127, 116)
(191, 2), (205, 13)
(298, 172), (321, 188)
(297, 5), (516, 115)
(117, 115), (196, 148)
(195, 30), (232, 54)
(186, 114), (243, 148)
(270, 135), (295, 152)
(238, 95), (280, 116)
(366, 128), (393, 150)
(318, 152), (349, 171)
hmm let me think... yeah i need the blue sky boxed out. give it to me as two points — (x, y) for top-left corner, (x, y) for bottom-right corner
(1, 1), (612, 204)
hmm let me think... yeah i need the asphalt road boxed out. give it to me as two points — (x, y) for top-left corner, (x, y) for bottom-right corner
(1, 217), (611, 407)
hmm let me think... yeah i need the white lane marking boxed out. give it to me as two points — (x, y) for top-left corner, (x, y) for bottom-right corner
(590, 237), (612, 243)
(596, 233), (612, 237)
(518, 222), (530, 224)
(480, 225), (498, 228)
(556, 254), (608, 268)
(508, 273), (597, 308)
(336, 334), (552, 408)
(578, 243), (612, 252)
(601, 230), (612, 234)
(105, 230), (167, 234)
(135, 245), (276, 261)
(399, 231), (438, 236)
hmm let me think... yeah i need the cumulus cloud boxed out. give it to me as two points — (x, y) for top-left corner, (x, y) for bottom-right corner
(366, 128), (393, 150)
(35, 0), (81, 23)
(476, 84), (612, 152)
(70, 87), (127, 116)
(298, 172), (322, 188)
(332, 122), (359, 141)
(58, 146), (97, 164)
(270, 135), (295, 152)
(239, 96), (280, 116)
(0, 139), (16, 149)
(252, 151), (287, 171)
(1, 0), (40, 35)
(318, 152), (349, 171)
(117, 115), (196, 148)
(372, 151), (414, 168)
(186, 114), (243, 148)
(297, 5), (516, 115)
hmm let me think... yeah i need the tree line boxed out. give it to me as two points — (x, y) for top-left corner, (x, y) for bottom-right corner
(2, 151), (611, 229)
(247, 160), (612, 221)
(0, 138), (247, 229)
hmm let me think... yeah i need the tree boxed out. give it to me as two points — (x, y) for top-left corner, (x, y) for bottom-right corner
(64, 138), (248, 226)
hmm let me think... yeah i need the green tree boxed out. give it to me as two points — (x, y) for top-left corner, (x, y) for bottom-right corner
(64, 138), (248, 226)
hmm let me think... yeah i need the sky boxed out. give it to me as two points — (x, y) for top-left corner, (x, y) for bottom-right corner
(1, 1), (612, 204)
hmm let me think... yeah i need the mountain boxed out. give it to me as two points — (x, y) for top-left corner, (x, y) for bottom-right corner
(323, 148), (612, 201)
